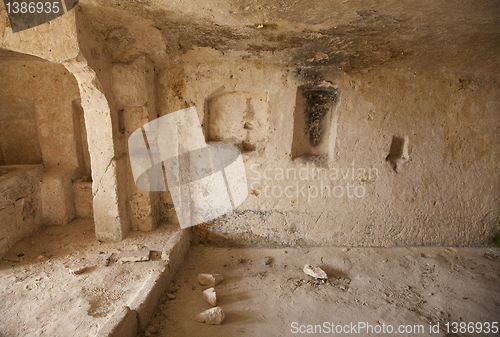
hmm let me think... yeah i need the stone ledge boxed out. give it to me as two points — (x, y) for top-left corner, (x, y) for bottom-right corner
(95, 306), (138, 337)
(95, 226), (191, 337)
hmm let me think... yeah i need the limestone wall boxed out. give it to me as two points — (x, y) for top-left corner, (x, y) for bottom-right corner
(0, 57), (91, 227)
(0, 92), (42, 165)
(0, 7), (132, 241)
(0, 60), (82, 172)
(0, 2), (498, 247)
(158, 48), (500, 247)
(0, 165), (43, 258)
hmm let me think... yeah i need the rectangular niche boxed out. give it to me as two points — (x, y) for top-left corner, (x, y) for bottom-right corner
(291, 84), (341, 162)
(207, 92), (269, 152)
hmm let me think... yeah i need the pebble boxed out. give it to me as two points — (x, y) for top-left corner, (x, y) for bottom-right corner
(303, 264), (328, 279)
(203, 287), (217, 306)
(117, 249), (150, 262)
(166, 293), (176, 300)
(70, 266), (87, 275)
(198, 273), (224, 287)
(195, 307), (225, 325)
(263, 256), (273, 267)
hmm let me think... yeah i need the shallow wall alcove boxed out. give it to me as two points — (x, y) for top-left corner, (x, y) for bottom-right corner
(0, 48), (92, 257)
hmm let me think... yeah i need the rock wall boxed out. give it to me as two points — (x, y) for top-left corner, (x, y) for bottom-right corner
(159, 48), (500, 247)
(0, 2), (498, 246)
(0, 165), (43, 257)
(0, 60), (82, 171)
(0, 57), (89, 227)
(0, 91), (42, 165)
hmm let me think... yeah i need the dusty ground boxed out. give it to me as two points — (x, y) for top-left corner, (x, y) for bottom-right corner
(1, 224), (499, 337)
(0, 219), (181, 337)
(146, 245), (500, 337)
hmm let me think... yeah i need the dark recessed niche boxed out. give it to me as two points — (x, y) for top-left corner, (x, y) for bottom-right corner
(386, 135), (409, 172)
(291, 84), (341, 163)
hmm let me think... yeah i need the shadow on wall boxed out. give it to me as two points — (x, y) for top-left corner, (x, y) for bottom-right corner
(0, 95), (43, 165)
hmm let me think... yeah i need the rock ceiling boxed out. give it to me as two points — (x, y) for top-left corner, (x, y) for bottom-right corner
(77, 0), (500, 73)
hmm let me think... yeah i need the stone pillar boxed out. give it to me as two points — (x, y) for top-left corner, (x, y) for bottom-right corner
(41, 167), (76, 225)
(64, 56), (130, 241)
(111, 55), (159, 231)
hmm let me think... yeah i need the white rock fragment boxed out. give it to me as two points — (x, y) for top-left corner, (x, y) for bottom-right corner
(161, 250), (170, 263)
(203, 287), (217, 306)
(198, 273), (224, 286)
(195, 307), (225, 325)
(118, 249), (150, 262)
(303, 264), (328, 279)
(70, 266), (87, 275)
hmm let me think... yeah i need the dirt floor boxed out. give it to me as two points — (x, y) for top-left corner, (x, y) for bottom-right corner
(145, 245), (500, 337)
(0, 219), (182, 337)
(1, 224), (499, 337)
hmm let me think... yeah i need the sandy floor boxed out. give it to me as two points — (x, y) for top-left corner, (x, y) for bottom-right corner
(2, 225), (499, 337)
(145, 245), (500, 337)
(0, 219), (181, 337)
